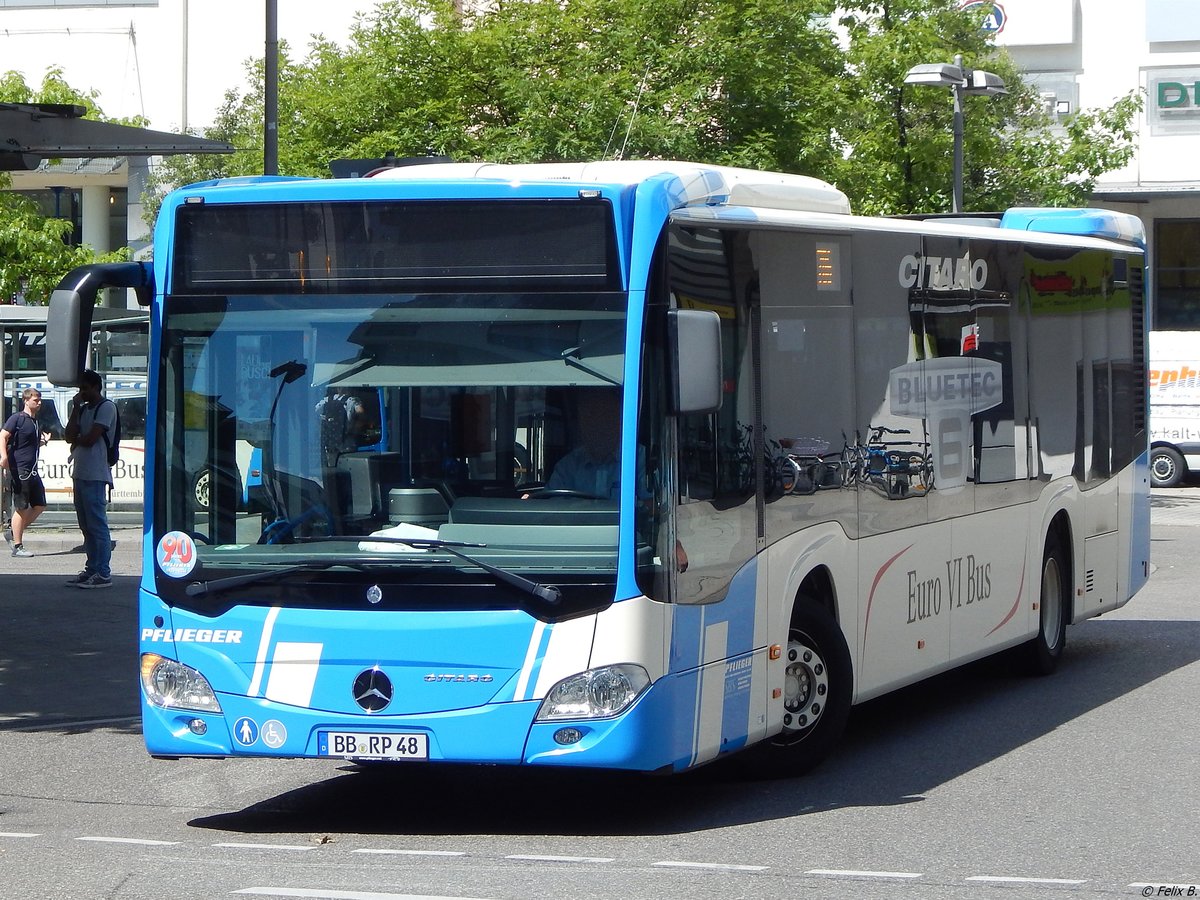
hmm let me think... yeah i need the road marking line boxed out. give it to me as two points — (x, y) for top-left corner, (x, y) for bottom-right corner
(233, 889), (495, 899)
(967, 876), (1088, 885)
(352, 849), (466, 857)
(214, 842), (314, 851)
(17, 716), (141, 732)
(806, 869), (922, 879)
(505, 854), (614, 863)
(77, 836), (179, 846)
(653, 861), (768, 872)
(0, 832), (39, 838)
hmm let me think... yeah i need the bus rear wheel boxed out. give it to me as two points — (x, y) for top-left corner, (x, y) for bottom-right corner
(749, 601), (852, 777)
(1023, 535), (1069, 675)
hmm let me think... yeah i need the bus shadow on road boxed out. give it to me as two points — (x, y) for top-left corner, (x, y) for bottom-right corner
(0, 574), (140, 735)
(188, 616), (1200, 837)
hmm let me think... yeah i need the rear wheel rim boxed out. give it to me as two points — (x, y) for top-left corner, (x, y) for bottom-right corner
(1041, 555), (1063, 652)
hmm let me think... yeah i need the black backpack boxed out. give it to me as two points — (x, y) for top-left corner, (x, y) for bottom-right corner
(102, 398), (121, 468)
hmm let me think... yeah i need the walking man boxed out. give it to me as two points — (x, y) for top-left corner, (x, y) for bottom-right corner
(1, 387), (49, 558)
(64, 370), (115, 589)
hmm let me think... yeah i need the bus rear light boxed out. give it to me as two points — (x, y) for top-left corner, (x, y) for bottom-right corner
(535, 664), (650, 722)
(140, 653), (222, 714)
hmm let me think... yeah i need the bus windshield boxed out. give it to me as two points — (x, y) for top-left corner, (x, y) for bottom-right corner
(156, 290), (628, 608)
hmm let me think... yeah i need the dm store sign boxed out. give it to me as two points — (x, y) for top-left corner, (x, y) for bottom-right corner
(1149, 69), (1200, 135)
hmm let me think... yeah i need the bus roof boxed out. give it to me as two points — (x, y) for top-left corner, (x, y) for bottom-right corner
(999, 207), (1146, 247)
(368, 160), (853, 216)
(176, 162), (1144, 248)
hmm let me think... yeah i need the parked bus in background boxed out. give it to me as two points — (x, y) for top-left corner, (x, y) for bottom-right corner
(46, 162), (1150, 775)
(1148, 331), (1200, 487)
(1, 307), (147, 517)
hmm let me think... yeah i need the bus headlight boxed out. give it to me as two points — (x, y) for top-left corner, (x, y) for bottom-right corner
(140, 653), (222, 713)
(535, 664), (650, 721)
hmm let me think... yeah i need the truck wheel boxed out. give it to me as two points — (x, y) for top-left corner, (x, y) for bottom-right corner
(191, 469), (211, 511)
(1150, 447), (1185, 488)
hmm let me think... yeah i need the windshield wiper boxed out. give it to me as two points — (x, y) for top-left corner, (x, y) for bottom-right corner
(404, 539), (562, 604)
(185, 538), (562, 605)
(186, 561), (347, 598)
(561, 346), (621, 387)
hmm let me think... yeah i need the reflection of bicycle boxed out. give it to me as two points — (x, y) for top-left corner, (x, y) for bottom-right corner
(866, 426), (933, 498)
(777, 437), (845, 495)
(851, 426), (934, 499)
(721, 423), (785, 497)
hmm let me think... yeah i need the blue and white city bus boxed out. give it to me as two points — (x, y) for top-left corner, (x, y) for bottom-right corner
(47, 162), (1150, 775)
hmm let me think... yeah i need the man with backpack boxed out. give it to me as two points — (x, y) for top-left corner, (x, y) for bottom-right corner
(1, 387), (50, 558)
(64, 369), (116, 589)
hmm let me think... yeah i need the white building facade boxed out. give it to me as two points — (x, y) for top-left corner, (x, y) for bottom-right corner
(992, 0), (1200, 329)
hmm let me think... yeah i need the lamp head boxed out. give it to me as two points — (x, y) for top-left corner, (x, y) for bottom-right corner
(963, 69), (1008, 96)
(903, 63), (965, 87)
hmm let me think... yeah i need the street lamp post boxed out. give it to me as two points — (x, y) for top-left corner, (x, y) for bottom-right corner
(903, 55), (1007, 213)
(265, 0), (279, 176)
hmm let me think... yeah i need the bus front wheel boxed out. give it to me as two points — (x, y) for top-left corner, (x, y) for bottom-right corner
(749, 601), (852, 777)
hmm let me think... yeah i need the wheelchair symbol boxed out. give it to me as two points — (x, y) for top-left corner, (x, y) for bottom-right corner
(261, 719), (287, 749)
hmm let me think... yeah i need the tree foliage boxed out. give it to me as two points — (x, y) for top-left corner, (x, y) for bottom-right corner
(0, 68), (134, 305)
(151, 0), (1140, 217)
(834, 0), (1141, 214)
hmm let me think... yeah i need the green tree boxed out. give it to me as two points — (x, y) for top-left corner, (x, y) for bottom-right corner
(0, 68), (134, 305)
(151, 0), (1140, 217)
(835, 0), (1140, 214)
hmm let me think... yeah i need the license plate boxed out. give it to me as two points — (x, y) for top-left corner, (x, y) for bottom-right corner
(319, 731), (428, 760)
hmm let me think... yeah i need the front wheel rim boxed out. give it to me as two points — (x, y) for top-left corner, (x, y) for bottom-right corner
(1041, 556), (1063, 651)
(782, 635), (829, 734)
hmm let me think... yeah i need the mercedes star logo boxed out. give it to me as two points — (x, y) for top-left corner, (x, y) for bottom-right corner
(352, 667), (394, 713)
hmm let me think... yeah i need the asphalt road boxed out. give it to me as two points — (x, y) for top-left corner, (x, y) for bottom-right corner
(0, 493), (1198, 899)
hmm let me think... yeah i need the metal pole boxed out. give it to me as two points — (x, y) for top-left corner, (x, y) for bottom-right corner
(0, 324), (8, 530)
(952, 54), (964, 214)
(264, 0), (278, 175)
(181, 0), (188, 131)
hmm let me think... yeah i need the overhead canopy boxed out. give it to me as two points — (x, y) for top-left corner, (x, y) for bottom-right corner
(0, 102), (235, 171)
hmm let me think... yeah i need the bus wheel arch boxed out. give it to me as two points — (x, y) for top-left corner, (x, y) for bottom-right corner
(1150, 444), (1186, 488)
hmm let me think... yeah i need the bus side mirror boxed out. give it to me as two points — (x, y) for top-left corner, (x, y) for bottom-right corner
(46, 261), (154, 386)
(47, 287), (90, 387)
(668, 309), (722, 415)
